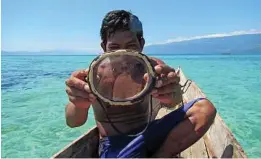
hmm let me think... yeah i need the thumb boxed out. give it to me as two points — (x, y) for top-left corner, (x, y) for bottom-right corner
(143, 73), (149, 82)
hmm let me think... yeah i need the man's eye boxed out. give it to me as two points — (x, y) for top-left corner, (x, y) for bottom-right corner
(109, 47), (119, 51)
(127, 44), (137, 49)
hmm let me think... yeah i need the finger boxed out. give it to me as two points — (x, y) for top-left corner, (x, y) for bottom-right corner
(66, 87), (96, 99)
(155, 72), (180, 88)
(143, 73), (149, 82)
(68, 95), (87, 103)
(154, 64), (175, 75)
(71, 69), (89, 77)
(65, 76), (90, 92)
(167, 71), (180, 84)
(68, 95), (95, 108)
(71, 69), (89, 81)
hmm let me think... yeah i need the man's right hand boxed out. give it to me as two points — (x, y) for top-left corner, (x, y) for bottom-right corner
(65, 69), (96, 109)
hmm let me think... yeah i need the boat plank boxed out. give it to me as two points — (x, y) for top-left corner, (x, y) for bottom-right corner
(52, 127), (99, 158)
(180, 146), (192, 158)
(178, 69), (247, 158)
(191, 138), (209, 158)
(52, 68), (247, 158)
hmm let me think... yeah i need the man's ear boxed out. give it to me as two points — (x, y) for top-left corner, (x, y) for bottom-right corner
(139, 38), (145, 51)
(101, 42), (106, 52)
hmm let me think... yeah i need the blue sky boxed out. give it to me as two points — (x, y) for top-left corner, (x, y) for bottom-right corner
(2, 0), (261, 52)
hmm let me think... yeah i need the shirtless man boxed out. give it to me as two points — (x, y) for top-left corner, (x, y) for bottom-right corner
(65, 10), (216, 158)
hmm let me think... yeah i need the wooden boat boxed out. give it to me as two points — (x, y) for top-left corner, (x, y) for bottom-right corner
(52, 68), (247, 158)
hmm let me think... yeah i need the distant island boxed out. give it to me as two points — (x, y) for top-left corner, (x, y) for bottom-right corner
(2, 33), (261, 55)
(144, 34), (261, 55)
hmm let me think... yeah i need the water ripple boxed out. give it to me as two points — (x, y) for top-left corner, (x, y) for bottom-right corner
(1, 55), (261, 158)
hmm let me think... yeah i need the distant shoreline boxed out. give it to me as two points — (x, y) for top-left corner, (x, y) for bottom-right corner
(1, 53), (261, 56)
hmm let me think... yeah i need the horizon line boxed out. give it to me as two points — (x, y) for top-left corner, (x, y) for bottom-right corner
(2, 29), (261, 52)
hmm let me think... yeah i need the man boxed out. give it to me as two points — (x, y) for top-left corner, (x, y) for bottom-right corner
(65, 10), (216, 158)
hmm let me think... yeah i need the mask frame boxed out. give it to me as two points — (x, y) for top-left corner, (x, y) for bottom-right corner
(86, 49), (157, 106)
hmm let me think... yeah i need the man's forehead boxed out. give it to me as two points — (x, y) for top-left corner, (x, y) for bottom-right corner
(107, 31), (138, 44)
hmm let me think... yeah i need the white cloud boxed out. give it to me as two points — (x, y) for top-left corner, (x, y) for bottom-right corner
(145, 29), (261, 46)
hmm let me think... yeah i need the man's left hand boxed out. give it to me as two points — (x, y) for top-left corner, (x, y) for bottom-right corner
(151, 64), (181, 104)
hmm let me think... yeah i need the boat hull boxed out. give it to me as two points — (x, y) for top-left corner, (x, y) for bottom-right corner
(52, 68), (247, 158)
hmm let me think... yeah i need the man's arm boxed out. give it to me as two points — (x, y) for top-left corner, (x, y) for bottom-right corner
(65, 102), (90, 127)
(65, 69), (96, 128)
(153, 99), (216, 157)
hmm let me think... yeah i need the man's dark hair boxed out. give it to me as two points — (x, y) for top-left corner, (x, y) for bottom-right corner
(100, 10), (143, 44)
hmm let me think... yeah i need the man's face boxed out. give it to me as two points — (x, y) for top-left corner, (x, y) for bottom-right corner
(102, 30), (144, 52)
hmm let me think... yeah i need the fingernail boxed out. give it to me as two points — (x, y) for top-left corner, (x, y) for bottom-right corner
(156, 80), (163, 88)
(84, 85), (90, 92)
(143, 74), (148, 81)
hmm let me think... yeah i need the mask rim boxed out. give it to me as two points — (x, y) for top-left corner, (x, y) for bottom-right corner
(86, 49), (156, 106)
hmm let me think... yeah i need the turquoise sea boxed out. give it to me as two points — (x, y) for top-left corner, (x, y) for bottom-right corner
(1, 54), (261, 158)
